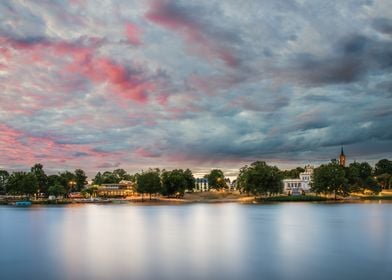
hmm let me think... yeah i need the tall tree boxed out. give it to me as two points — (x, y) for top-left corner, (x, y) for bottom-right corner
(183, 169), (196, 191)
(7, 172), (38, 198)
(237, 161), (283, 196)
(31, 163), (48, 195)
(206, 169), (226, 190)
(312, 160), (348, 199)
(375, 159), (392, 176)
(113, 169), (132, 181)
(92, 172), (103, 185)
(58, 171), (76, 194)
(136, 169), (162, 200)
(74, 169), (87, 191)
(346, 162), (373, 192)
(0, 170), (9, 195)
(161, 169), (189, 197)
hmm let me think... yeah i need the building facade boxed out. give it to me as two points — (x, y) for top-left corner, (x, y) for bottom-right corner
(96, 180), (135, 197)
(283, 165), (314, 195)
(194, 178), (209, 192)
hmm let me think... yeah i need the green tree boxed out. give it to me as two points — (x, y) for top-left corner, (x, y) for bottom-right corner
(7, 172), (38, 198)
(237, 161), (283, 196)
(113, 169), (132, 181)
(363, 177), (382, 195)
(312, 160), (348, 199)
(0, 170), (9, 195)
(136, 169), (162, 200)
(81, 187), (98, 198)
(48, 184), (67, 197)
(281, 167), (305, 179)
(94, 171), (120, 184)
(161, 169), (188, 197)
(206, 169), (226, 190)
(92, 172), (103, 185)
(374, 159), (392, 176)
(183, 169), (196, 191)
(31, 163), (48, 196)
(376, 173), (391, 189)
(74, 169), (87, 191)
(346, 162), (373, 192)
(58, 171), (76, 194)
(48, 174), (61, 188)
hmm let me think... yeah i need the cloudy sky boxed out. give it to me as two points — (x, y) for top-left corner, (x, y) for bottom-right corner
(1, 0), (391, 177)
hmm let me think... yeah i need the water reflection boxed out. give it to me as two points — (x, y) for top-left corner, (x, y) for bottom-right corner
(0, 203), (391, 280)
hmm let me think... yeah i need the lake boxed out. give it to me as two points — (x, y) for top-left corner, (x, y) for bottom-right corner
(0, 202), (391, 280)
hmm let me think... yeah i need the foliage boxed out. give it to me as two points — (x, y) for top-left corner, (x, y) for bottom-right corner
(74, 169), (87, 191)
(237, 161), (283, 196)
(281, 167), (305, 179)
(31, 163), (48, 195)
(363, 176), (382, 194)
(205, 169), (226, 190)
(346, 161), (376, 193)
(375, 173), (391, 189)
(0, 169), (10, 195)
(92, 169), (133, 185)
(58, 171), (77, 193)
(312, 160), (349, 199)
(48, 175), (61, 188)
(48, 184), (67, 197)
(6, 172), (38, 197)
(374, 159), (392, 176)
(183, 169), (196, 191)
(161, 169), (194, 197)
(136, 169), (162, 200)
(81, 187), (98, 198)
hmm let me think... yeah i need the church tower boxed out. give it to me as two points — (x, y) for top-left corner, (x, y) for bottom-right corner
(339, 146), (346, 167)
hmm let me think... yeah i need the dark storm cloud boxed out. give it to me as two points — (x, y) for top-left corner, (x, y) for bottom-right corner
(282, 35), (392, 86)
(373, 17), (392, 35)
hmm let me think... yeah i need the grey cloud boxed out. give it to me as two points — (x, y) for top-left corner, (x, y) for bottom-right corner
(373, 18), (392, 35)
(279, 35), (392, 86)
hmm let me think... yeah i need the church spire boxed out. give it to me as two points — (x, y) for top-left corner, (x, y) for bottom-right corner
(339, 146), (346, 167)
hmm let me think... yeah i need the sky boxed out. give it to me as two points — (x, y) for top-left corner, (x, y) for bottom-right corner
(1, 0), (392, 177)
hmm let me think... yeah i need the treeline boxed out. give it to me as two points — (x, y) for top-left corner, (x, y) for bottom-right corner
(0, 158), (391, 199)
(0, 164), (87, 198)
(312, 159), (392, 198)
(0, 164), (226, 199)
(235, 159), (392, 198)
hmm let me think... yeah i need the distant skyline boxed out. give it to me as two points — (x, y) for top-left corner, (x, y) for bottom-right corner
(1, 0), (391, 176)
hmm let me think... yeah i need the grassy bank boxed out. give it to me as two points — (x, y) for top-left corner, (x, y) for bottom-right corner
(358, 195), (392, 200)
(257, 195), (329, 202)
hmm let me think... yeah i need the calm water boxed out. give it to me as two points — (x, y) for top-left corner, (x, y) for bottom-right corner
(0, 202), (391, 280)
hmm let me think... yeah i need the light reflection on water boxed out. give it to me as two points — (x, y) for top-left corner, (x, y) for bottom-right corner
(0, 203), (391, 280)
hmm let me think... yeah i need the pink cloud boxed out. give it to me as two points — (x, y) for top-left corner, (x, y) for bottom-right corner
(1, 35), (152, 104)
(0, 123), (119, 169)
(146, 0), (239, 67)
(134, 147), (161, 158)
(125, 23), (142, 46)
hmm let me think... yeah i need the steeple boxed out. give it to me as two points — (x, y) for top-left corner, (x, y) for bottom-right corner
(339, 146), (346, 167)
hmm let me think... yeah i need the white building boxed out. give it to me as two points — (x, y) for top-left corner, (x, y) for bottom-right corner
(283, 165), (314, 195)
(194, 178), (209, 192)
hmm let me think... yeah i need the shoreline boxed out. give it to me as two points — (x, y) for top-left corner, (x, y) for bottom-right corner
(1, 193), (392, 206)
